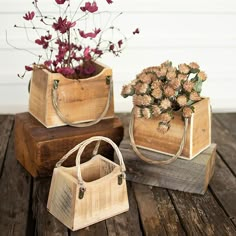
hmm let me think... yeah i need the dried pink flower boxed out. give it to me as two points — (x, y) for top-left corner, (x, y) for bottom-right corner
(135, 83), (149, 94)
(133, 106), (142, 118)
(178, 73), (188, 81)
(164, 85), (175, 97)
(151, 88), (163, 99)
(142, 108), (152, 119)
(121, 84), (134, 97)
(160, 113), (172, 122)
(183, 81), (194, 93)
(198, 71), (207, 81)
(189, 62), (199, 70)
(166, 71), (176, 80)
(23, 11), (35, 21)
(190, 91), (201, 101)
(160, 98), (171, 110)
(183, 106), (193, 118)
(80, 1), (98, 13)
(152, 105), (161, 117)
(178, 63), (190, 74)
(158, 122), (170, 133)
(177, 95), (187, 107)
(169, 78), (180, 90)
(151, 80), (162, 89)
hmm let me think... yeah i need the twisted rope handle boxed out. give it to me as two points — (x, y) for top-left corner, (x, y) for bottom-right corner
(55, 136), (126, 190)
(51, 77), (113, 127)
(75, 136), (126, 189)
(129, 109), (189, 165)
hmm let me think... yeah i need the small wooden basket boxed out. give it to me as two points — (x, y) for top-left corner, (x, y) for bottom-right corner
(47, 136), (129, 231)
(29, 61), (114, 128)
(130, 98), (211, 164)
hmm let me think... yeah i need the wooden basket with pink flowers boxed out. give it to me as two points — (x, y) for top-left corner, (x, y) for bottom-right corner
(121, 60), (211, 164)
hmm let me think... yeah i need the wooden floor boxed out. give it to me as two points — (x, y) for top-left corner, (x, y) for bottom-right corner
(0, 113), (236, 236)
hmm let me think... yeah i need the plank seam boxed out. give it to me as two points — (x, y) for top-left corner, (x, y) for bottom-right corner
(167, 190), (188, 236)
(208, 185), (236, 228)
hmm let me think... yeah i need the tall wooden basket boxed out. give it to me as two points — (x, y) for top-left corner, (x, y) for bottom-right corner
(47, 136), (129, 231)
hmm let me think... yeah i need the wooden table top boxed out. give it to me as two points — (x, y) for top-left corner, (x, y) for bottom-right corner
(0, 113), (236, 236)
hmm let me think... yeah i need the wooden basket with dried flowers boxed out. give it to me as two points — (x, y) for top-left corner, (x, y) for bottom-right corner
(121, 60), (211, 163)
(12, 0), (139, 128)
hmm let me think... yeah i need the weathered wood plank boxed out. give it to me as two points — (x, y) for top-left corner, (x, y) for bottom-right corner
(119, 140), (216, 194)
(169, 190), (236, 236)
(214, 113), (236, 138)
(70, 222), (108, 236)
(212, 116), (236, 175)
(209, 154), (236, 225)
(105, 182), (143, 236)
(32, 178), (68, 236)
(0, 130), (32, 235)
(132, 183), (185, 236)
(0, 115), (14, 175)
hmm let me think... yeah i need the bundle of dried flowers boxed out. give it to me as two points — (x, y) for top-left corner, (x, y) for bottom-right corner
(121, 60), (207, 133)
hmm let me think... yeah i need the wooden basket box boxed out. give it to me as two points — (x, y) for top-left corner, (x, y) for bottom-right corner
(14, 112), (123, 177)
(29, 62), (114, 128)
(47, 136), (129, 231)
(133, 98), (211, 160)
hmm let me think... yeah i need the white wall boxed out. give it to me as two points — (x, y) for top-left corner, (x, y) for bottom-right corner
(1, 0), (236, 113)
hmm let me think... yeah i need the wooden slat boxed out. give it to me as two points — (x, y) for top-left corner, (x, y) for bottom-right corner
(209, 154), (236, 225)
(169, 190), (236, 236)
(214, 113), (236, 138)
(0, 129), (32, 235)
(105, 182), (143, 236)
(132, 183), (185, 236)
(32, 178), (68, 236)
(212, 116), (236, 174)
(0, 115), (14, 175)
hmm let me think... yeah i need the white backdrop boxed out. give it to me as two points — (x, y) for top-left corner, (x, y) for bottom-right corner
(1, 0), (236, 113)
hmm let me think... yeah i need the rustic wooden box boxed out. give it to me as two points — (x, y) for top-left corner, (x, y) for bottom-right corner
(29, 62), (114, 128)
(133, 98), (211, 159)
(47, 136), (129, 231)
(118, 139), (217, 195)
(14, 113), (123, 177)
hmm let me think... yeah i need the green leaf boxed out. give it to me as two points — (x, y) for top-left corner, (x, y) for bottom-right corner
(193, 78), (202, 93)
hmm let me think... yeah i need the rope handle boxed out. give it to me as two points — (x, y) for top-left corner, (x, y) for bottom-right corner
(75, 136), (126, 188)
(55, 136), (126, 188)
(51, 76), (113, 128)
(129, 109), (189, 165)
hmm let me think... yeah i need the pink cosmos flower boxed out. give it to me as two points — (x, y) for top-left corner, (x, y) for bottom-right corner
(35, 34), (52, 49)
(52, 17), (76, 34)
(79, 28), (101, 38)
(55, 0), (66, 4)
(106, 0), (113, 4)
(80, 1), (98, 13)
(91, 48), (103, 56)
(84, 47), (92, 60)
(56, 67), (75, 76)
(23, 11), (35, 21)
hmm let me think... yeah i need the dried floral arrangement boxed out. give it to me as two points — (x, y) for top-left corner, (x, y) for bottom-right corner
(121, 60), (207, 133)
(13, 0), (139, 79)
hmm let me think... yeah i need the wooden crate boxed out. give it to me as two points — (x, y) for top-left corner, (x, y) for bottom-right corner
(47, 136), (129, 231)
(133, 98), (211, 159)
(14, 113), (123, 177)
(29, 62), (114, 128)
(117, 139), (217, 195)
